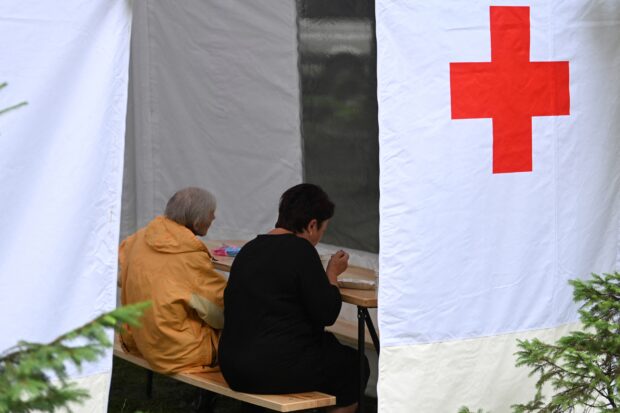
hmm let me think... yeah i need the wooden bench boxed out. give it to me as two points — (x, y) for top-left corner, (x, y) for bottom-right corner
(112, 340), (336, 412)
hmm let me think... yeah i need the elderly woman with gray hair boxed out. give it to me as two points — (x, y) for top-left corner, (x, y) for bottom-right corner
(119, 187), (227, 374)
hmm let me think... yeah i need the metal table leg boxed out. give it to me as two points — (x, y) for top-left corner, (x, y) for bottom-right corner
(357, 306), (366, 413)
(361, 307), (380, 354)
(358, 306), (380, 413)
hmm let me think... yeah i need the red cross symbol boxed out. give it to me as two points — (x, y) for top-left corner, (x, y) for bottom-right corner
(450, 6), (570, 174)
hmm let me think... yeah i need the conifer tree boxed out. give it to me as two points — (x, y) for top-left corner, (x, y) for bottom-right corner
(460, 272), (620, 413)
(0, 302), (150, 413)
(512, 272), (619, 412)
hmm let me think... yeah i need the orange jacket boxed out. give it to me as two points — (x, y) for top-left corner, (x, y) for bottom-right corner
(119, 216), (226, 374)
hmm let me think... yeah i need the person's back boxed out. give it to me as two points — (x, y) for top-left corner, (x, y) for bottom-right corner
(219, 233), (341, 392)
(119, 187), (226, 374)
(219, 183), (369, 413)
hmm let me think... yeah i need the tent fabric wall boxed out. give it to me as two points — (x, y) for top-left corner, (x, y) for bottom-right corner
(122, 0), (302, 241)
(0, 1), (132, 411)
(377, 1), (620, 411)
(379, 322), (581, 412)
(122, 2), (381, 396)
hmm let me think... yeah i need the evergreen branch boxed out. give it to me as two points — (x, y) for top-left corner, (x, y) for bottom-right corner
(0, 82), (27, 116)
(471, 272), (620, 413)
(0, 102), (28, 116)
(0, 301), (150, 413)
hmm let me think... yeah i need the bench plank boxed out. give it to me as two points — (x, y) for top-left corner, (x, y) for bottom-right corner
(113, 342), (336, 412)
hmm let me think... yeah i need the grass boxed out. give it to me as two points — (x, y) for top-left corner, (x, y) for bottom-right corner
(108, 358), (377, 413)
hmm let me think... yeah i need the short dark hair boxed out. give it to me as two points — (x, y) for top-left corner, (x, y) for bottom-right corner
(275, 183), (335, 233)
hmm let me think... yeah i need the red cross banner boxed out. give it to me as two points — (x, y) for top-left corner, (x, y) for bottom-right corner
(377, 1), (620, 411)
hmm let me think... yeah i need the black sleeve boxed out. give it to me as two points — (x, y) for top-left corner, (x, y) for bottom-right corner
(296, 241), (342, 327)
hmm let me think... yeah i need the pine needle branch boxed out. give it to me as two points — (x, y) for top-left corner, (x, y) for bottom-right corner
(0, 301), (151, 413)
(0, 82), (27, 116)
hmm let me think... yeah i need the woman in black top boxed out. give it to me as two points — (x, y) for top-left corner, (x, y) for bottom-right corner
(219, 184), (370, 413)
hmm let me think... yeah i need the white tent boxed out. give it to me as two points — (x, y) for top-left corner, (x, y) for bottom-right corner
(377, 1), (620, 411)
(1, 1), (380, 410)
(0, 1), (132, 409)
(2, 1), (619, 412)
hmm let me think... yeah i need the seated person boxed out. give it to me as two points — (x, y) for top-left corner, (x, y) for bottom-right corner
(219, 183), (370, 413)
(119, 187), (227, 374)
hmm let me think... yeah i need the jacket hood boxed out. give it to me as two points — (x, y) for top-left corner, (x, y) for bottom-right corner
(144, 216), (208, 254)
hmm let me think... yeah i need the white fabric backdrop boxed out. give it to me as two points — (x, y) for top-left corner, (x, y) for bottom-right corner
(122, 0), (302, 242)
(377, 1), (620, 411)
(0, 1), (132, 411)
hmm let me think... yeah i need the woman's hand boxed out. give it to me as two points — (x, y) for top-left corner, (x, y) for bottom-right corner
(326, 250), (349, 286)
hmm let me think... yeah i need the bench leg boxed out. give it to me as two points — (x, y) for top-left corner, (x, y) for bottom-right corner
(193, 390), (218, 413)
(146, 370), (153, 399)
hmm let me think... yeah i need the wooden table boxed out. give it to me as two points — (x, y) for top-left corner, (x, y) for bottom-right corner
(204, 239), (239, 272)
(340, 286), (379, 413)
(206, 240), (379, 413)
